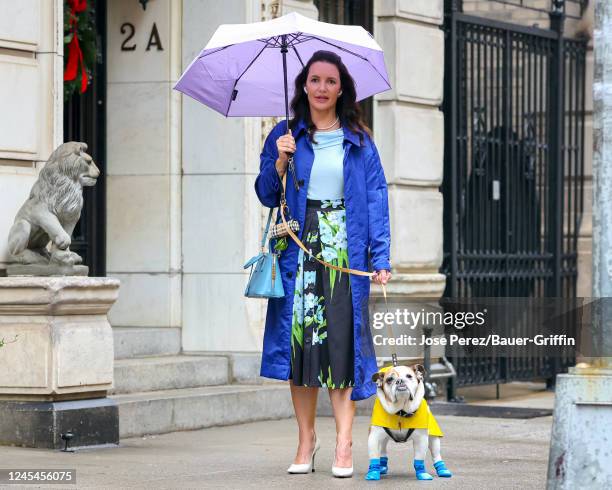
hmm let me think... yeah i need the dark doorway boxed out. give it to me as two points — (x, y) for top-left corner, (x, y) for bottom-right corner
(63, 0), (107, 276)
(314, 0), (374, 129)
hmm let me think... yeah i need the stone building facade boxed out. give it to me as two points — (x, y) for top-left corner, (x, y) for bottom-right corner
(0, 0), (595, 437)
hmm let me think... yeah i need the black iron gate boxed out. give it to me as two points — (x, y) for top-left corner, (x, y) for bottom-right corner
(441, 1), (587, 394)
(63, 0), (106, 276)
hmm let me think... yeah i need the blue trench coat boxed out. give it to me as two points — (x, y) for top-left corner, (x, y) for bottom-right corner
(254, 118), (391, 401)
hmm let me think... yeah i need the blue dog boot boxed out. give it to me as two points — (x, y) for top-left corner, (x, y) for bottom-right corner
(434, 460), (452, 478)
(379, 456), (388, 475)
(413, 459), (433, 481)
(365, 458), (381, 480)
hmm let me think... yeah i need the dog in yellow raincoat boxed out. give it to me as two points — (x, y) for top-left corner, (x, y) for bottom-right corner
(365, 364), (453, 481)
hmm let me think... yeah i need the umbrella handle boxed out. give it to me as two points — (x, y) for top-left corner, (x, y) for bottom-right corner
(287, 155), (299, 190)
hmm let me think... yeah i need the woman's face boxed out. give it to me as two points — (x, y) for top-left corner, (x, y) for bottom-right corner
(304, 61), (342, 112)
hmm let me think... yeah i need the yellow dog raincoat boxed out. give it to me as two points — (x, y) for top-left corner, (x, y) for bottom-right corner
(370, 366), (443, 437)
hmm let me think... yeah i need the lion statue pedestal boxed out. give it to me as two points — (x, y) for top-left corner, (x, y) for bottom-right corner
(0, 143), (121, 448)
(0, 276), (120, 448)
(6, 142), (99, 277)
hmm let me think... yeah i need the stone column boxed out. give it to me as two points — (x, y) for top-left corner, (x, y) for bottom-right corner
(0, 277), (120, 449)
(280, 0), (318, 17)
(180, 0), (318, 367)
(589, 0), (612, 374)
(181, 0), (262, 355)
(372, 1), (447, 372)
(105, 0), (183, 357)
(547, 1), (612, 487)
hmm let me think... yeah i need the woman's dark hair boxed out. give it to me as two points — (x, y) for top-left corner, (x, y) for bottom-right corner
(288, 50), (372, 146)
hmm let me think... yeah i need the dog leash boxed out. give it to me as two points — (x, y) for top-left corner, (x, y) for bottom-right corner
(279, 168), (398, 367)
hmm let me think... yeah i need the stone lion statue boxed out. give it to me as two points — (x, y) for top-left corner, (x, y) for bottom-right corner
(6, 142), (99, 275)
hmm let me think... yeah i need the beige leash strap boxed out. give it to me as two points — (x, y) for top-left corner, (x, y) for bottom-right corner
(279, 168), (373, 279)
(278, 165), (392, 359)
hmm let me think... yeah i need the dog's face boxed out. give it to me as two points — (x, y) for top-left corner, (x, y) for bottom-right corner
(372, 364), (425, 404)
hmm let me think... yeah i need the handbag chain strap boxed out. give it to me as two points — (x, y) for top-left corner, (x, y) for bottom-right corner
(261, 207), (274, 252)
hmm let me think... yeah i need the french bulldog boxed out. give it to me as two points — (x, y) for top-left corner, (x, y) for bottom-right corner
(365, 364), (452, 481)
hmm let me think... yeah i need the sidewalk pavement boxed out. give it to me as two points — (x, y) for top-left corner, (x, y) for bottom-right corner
(457, 381), (555, 409)
(0, 412), (552, 489)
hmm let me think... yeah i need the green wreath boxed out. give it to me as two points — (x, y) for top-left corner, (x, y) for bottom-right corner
(63, 0), (97, 101)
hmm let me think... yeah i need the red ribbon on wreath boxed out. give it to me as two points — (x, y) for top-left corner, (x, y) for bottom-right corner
(64, 0), (88, 93)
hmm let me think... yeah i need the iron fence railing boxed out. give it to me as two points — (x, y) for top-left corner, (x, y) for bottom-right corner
(441, 2), (586, 396)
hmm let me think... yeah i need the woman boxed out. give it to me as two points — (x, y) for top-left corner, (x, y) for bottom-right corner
(254, 50), (391, 478)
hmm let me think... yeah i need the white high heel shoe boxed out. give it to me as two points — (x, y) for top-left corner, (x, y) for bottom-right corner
(332, 466), (353, 478)
(332, 441), (353, 478)
(287, 434), (320, 474)
(331, 464), (354, 478)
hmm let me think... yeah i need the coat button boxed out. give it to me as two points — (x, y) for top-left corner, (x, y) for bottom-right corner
(287, 271), (293, 279)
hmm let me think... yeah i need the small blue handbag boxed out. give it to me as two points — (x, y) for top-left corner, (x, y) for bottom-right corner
(244, 208), (285, 298)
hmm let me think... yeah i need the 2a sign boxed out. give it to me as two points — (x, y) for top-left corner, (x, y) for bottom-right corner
(120, 22), (164, 52)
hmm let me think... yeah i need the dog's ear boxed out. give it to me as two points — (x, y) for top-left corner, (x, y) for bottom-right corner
(371, 371), (385, 386)
(413, 364), (426, 381)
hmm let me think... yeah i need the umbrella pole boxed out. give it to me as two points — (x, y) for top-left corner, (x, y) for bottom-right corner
(281, 35), (290, 132)
(281, 35), (299, 190)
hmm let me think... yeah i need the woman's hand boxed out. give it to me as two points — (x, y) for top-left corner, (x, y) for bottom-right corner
(372, 269), (391, 285)
(275, 130), (296, 177)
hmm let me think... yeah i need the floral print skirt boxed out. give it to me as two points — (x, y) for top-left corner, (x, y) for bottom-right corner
(289, 198), (354, 389)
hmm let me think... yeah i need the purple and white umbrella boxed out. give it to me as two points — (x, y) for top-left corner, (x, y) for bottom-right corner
(173, 12), (391, 120)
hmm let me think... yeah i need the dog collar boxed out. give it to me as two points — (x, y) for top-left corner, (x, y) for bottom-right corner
(394, 409), (415, 418)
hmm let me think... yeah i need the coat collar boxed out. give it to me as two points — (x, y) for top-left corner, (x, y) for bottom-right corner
(292, 117), (362, 147)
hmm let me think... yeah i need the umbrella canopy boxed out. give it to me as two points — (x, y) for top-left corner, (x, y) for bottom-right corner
(173, 12), (390, 117)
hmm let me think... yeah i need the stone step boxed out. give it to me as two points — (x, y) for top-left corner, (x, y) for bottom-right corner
(110, 355), (229, 395)
(111, 384), (293, 438)
(113, 327), (182, 360)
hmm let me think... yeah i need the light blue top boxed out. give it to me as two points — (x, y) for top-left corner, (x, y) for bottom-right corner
(307, 128), (345, 200)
